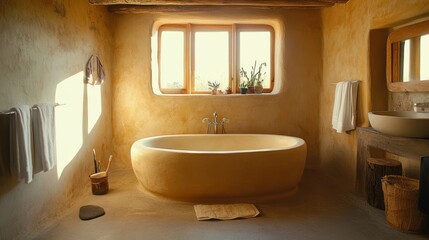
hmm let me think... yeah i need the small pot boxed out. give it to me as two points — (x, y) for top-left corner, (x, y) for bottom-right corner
(240, 88), (248, 94)
(254, 83), (263, 94)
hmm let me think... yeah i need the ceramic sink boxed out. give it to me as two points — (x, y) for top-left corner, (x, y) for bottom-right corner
(368, 111), (429, 138)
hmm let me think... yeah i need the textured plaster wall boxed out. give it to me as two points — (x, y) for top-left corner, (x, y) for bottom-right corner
(112, 10), (322, 169)
(0, 0), (112, 239)
(320, 0), (429, 188)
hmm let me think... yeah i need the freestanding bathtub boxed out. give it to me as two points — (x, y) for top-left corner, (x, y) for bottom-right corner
(131, 134), (307, 202)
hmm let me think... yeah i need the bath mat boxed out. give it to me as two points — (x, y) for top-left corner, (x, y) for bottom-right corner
(194, 203), (260, 221)
(79, 205), (105, 221)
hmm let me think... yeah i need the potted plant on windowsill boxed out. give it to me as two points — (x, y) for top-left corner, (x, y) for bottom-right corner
(225, 86), (232, 94)
(239, 81), (248, 94)
(240, 61), (266, 94)
(208, 81), (220, 95)
(254, 78), (264, 94)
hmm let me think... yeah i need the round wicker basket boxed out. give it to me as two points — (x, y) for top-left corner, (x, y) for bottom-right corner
(381, 175), (427, 233)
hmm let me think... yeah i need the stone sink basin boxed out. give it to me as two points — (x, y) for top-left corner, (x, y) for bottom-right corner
(368, 111), (429, 138)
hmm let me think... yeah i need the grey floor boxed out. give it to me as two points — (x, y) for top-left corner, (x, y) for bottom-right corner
(33, 169), (428, 240)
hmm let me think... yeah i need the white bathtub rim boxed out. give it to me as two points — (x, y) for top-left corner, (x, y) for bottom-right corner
(133, 134), (306, 154)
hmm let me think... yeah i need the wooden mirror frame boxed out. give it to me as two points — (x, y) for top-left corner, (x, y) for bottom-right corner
(386, 19), (429, 92)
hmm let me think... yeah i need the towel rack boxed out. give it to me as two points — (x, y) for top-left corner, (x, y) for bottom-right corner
(330, 80), (360, 85)
(0, 103), (65, 115)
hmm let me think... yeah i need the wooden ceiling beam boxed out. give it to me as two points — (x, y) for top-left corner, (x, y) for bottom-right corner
(89, 0), (348, 7)
(108, 4), (324, 13)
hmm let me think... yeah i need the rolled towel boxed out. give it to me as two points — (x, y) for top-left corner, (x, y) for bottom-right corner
(32, 103), (56, 173)
(10, 105), (33, 183)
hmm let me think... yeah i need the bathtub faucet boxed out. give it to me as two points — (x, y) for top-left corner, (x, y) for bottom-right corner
(202, 112), (229, 134)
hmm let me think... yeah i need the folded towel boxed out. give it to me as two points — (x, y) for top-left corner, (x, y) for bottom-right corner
(332, 81), (359, 133)
(9, 106), (33, 183)
(194, 203), (260, 221)
(32, 103), (56, 173)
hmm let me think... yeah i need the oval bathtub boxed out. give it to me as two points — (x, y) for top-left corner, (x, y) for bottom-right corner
(131, 134), (307, 202)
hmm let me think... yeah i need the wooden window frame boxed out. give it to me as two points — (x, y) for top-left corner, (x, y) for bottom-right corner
(191, 25), (232, 94)
(158, 24), (188, 94)
(158, 23), (274, 94)
(236, 24), (275, 93)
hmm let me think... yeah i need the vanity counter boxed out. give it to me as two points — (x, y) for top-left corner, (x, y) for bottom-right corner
(356, 127), (429, 194)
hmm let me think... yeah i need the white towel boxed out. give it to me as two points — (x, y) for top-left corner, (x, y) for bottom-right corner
(332, 81), (359, 133)
(194, 204), (260, 221)
(32, 103), (56, 173)
(9, 105), (33, 183)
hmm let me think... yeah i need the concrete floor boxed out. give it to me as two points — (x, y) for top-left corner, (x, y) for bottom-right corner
(33, 169), (428, 240)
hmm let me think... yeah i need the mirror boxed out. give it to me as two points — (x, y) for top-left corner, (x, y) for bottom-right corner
(397, 35), (429, 82)
(387, 19), (429, 92)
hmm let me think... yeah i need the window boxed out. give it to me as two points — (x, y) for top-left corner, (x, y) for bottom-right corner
(158, 24), (274, 94)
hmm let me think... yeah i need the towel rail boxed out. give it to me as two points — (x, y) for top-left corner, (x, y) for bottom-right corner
(330, 80), (360, 85)
(0, 103), (65, 115)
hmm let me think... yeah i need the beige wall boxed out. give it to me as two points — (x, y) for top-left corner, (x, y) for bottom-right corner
(320, 0), (429, 188)
(112, 9), (323, 169)
(3, 0), (429, 238)
(0, 0), (112, 239)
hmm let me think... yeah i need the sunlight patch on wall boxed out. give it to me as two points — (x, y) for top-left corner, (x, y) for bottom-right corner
(55, 71), (84, 179)
(87, 84), (102, 134)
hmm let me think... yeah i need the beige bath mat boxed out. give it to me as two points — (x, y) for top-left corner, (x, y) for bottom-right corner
(194, 203), (260, 221)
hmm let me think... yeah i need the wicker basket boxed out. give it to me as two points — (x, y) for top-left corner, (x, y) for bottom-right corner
(381, 175), (427, 233)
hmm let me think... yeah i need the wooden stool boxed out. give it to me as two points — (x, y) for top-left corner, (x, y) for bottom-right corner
(366, 158), (402, 210)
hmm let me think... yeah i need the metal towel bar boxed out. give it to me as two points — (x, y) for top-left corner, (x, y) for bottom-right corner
(0, 103), (64, 115)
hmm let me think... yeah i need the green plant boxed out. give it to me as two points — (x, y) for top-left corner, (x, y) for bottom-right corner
(240, 61), (267, 87)
(208, 81), (220, 90)
(239, 81), (247, 89)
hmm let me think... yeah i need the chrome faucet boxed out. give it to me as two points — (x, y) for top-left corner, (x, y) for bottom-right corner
(202, 112), (229, 134)
(413, 102), (429, 112)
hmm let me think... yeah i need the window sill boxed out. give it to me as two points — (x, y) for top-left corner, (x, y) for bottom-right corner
(154, 92), (277, 97)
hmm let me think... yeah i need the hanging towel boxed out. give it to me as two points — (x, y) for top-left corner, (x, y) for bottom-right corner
(332, 81), (359, 133)
(9, 105), (33, 183)
(85, 55), (105, 85)
(32, 103), (56, 173)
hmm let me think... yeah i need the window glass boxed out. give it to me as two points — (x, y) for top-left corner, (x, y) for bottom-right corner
(239, 31), (271, 88)
(194, 31), (229, 92)
(160, 30), (185, 89)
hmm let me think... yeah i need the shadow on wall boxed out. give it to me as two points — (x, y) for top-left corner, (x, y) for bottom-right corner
(0, 71), (103, 197)
(369, 28), (389, 112)
(0, 115), (18, 195)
